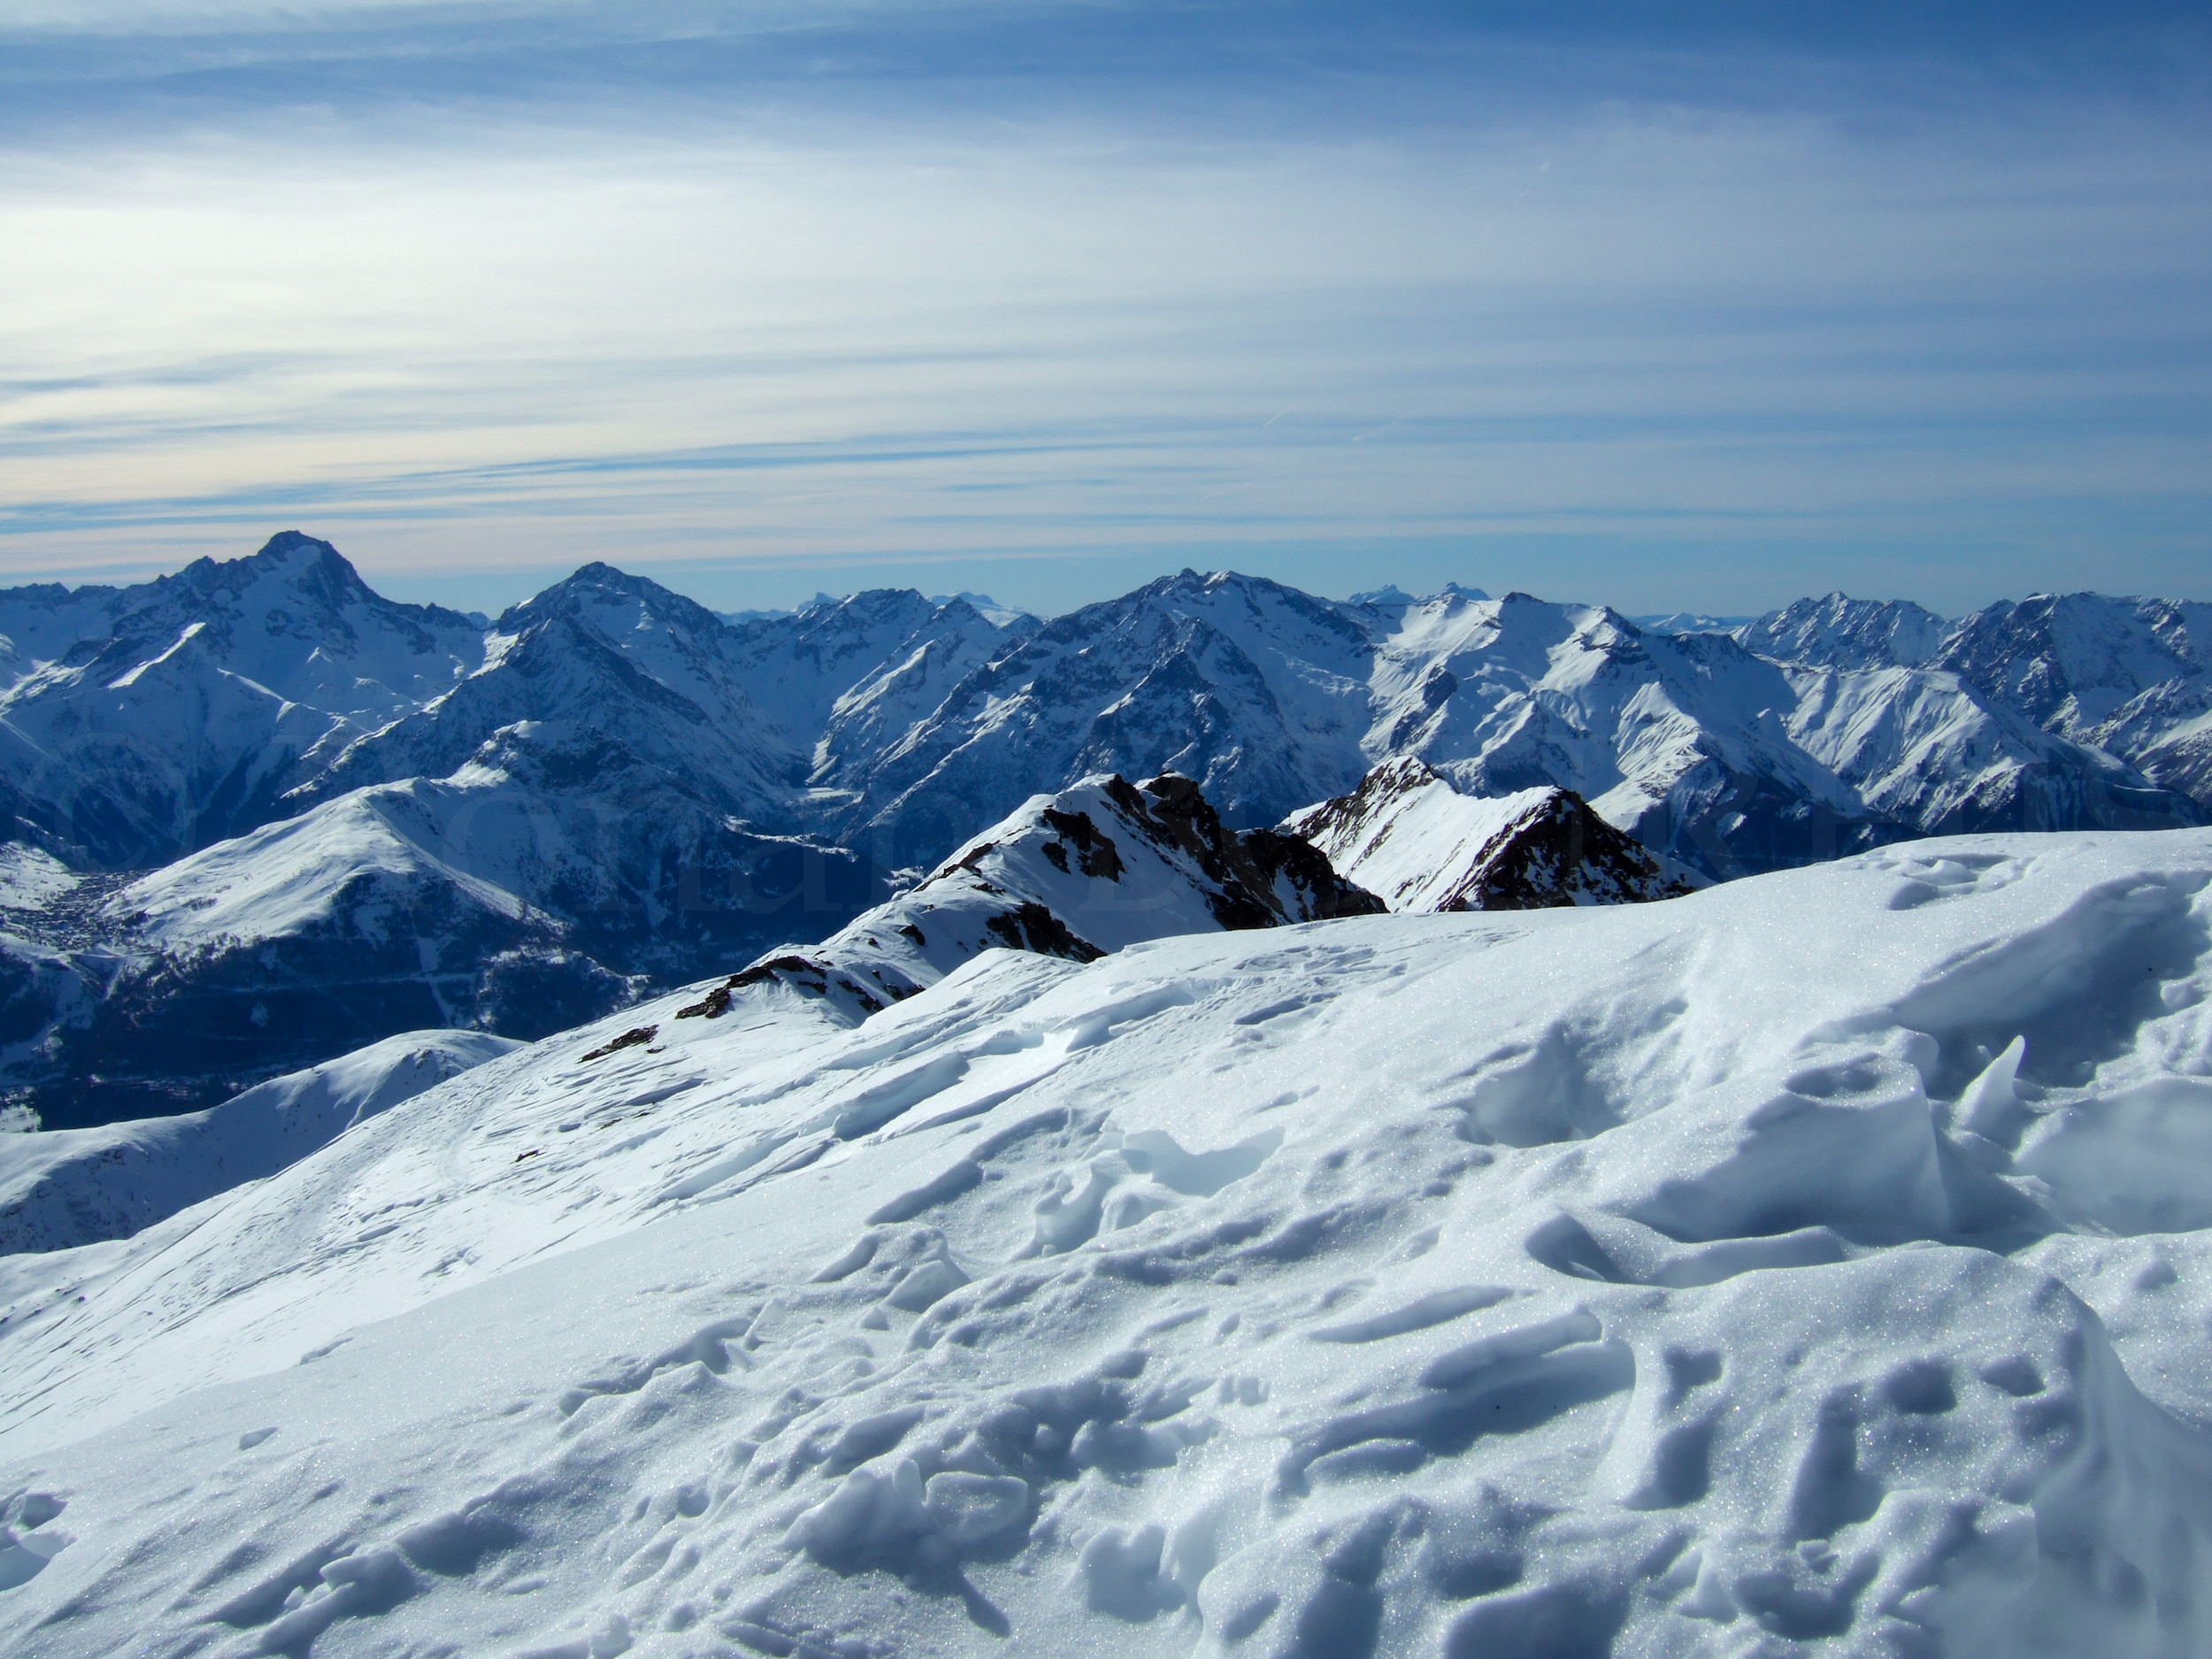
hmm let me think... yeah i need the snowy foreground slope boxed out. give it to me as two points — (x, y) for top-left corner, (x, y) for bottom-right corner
(4, 833), (2212, 1655)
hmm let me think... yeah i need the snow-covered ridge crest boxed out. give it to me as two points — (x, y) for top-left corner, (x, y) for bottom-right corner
(5, 833), (2212, 1653)
(688, 770), (1385, 1019)
(0, 1029), (518, 1255)
(1284, 757), (1704, 911)
(1735, 592), (1949, 670)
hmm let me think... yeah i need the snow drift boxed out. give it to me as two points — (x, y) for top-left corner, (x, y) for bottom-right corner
(4, 828), (2212, 1655)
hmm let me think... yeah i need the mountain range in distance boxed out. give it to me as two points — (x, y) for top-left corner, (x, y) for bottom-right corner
(0, 532), (2204, 1127)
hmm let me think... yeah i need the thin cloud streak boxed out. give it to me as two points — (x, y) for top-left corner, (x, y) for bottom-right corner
(3, 3), (2208, 615)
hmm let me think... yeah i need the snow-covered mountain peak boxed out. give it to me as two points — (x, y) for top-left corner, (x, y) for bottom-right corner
(821, 570), (1385, 864)
(1738, 592), (1949, 670)
(733, 587), (1034, 758)
(0, 534), (490, 868)
(1932, 590), (2212, 733)
(1633, 611), (1755, 635)
(146, 533), (483, 669)
(1572, 601), (1652, 654)
(927, 591), (1034, 630)
(1286, 757), (1702, 911)
(718, 771), (1384, 1015)
(1137, 566), (1374, 648)
(480, 563), (777, 752)
(88, 534), (480, 696)
(1348, 582), (1417, 607)
(158, 530), (371, 611)
(497, 561), (728, 648)
(1349, 581), (1491, 610)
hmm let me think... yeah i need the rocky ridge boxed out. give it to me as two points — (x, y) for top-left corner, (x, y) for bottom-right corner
(677, 771), (1386, 1022)
(1284, 757), (1704, 912)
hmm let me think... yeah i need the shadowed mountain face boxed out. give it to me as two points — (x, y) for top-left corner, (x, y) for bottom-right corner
(0, 540), (2202, 1126)
(0, 532), (489, 870)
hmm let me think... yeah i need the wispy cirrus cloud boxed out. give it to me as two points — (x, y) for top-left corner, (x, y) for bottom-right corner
(4, 1), (2208, 616)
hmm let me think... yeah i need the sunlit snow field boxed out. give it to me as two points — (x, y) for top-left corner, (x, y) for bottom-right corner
(4, 830), (2212, 1655)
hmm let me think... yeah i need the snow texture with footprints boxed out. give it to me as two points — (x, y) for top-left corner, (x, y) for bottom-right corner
(6, 830), (2212, 1655)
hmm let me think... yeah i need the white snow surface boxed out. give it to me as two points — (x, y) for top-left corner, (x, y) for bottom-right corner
(0, 1029), (519, 1256)
(777, 772), (1371, 1011)
(5, 831), (2212, 1654)
(106, 779), (534, 948)
(1281, 762), (1564, 913)
(0, 845), (77, 914)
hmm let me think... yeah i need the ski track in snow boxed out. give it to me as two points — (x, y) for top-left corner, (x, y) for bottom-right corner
(4, 833), (2212, 1655)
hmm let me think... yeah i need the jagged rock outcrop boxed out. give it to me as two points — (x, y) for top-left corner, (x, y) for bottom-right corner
(686, 771), (1385, 1018)
(1285, 758), (1702, 912)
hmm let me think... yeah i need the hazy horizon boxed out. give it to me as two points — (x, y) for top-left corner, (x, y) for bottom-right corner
(11, 526), (2187, 629)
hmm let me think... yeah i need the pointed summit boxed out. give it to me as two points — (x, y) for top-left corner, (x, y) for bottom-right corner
(252, 529), (341, 563)
(160, 531), (374, 611)
(498, 561), (727, 641)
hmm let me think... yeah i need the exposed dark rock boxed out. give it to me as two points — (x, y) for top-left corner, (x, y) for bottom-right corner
(1107, 773), (1384, 930)
(980, 902), (1105, 963)
(1040, 808), (1125, 880)
(1445, 791), (1700, 910)
(728, 955), (832, 994)
(674, 985), (733, 1019)
(580, 1025), (657, 1063)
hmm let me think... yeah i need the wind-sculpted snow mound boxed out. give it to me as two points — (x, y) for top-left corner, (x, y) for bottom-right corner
(4, 832), (2212, 1655)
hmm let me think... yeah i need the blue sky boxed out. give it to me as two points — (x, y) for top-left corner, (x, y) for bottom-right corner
(3, 2), (2208, 618)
